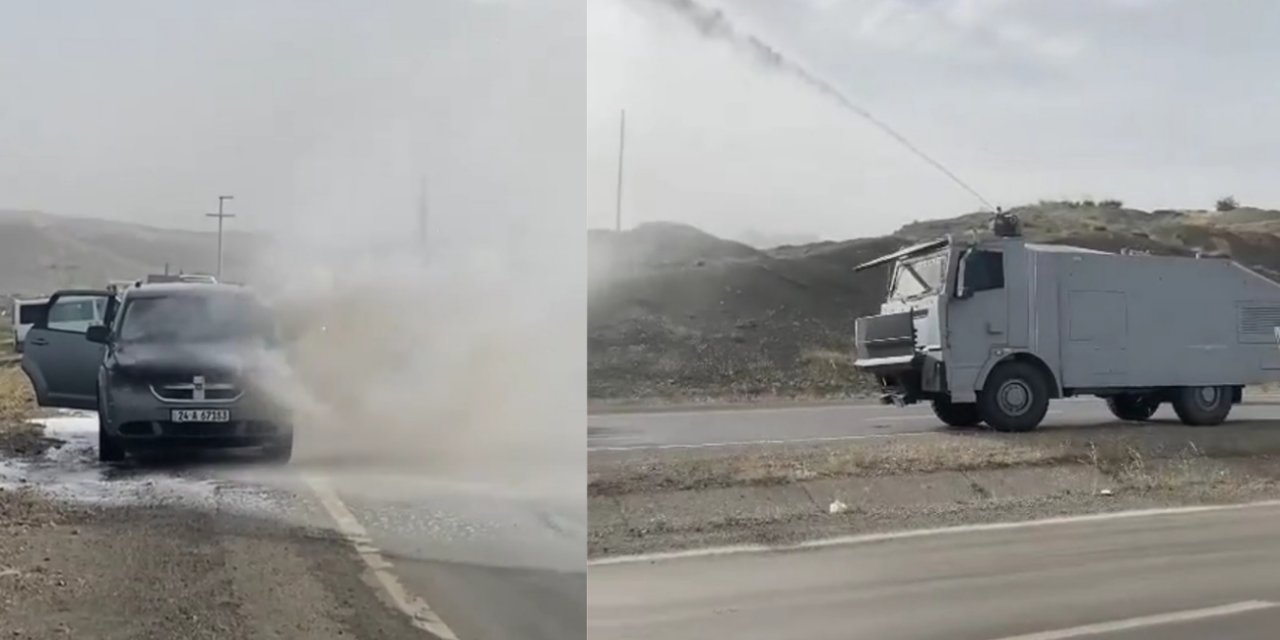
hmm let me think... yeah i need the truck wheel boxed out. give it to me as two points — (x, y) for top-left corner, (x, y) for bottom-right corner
(1171, 386), (1232, 426)
(1106, 394), (1160, 422)
(977, 361), (1050, 432)
(931, 399), (981, 428)
(97, 397), (125, 463)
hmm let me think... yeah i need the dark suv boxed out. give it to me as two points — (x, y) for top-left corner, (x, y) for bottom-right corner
(21, 284), (294, 463)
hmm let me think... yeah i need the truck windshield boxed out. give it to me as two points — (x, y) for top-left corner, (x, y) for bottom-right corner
(888, 252), (947, 300)
(117, 294), (276, 344)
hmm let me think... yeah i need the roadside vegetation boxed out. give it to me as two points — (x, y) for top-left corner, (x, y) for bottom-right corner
(589, 422), (1280, 557)
(589, 425), (1280, 497)
(0, 366), (50, 457)
(0, 315), (12, 356)
(0, 367), (34, 424)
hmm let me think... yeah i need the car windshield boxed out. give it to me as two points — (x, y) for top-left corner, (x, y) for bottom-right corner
(888, 252), (947, 300)
(117, 294), (276, 344)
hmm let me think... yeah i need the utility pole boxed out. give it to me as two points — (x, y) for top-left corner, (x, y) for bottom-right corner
(205, 195), (235, 280)
(615, 108), (626, 232)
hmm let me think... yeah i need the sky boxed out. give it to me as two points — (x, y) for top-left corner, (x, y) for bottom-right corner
(589, 0), (1280, 241)
(0, 0), (583, 256)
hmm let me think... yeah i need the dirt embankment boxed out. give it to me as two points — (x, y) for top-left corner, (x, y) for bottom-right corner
(588, 422), (1280, 558)
(588, 224), (900, 401)
(588, 204), (1280, 403)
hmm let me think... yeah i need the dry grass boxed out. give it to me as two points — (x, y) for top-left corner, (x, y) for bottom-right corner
(589, 435), (1072, 496)
(0, 367), (36, 427)
(588, 425), (1280, 497)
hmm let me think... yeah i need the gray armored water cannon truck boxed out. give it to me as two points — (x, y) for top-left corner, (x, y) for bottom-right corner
(852, 211), (1280, 432)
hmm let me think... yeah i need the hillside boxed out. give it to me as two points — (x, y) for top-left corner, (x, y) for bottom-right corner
(0, 209), (261, 297)
(587, 202), (1280, 400)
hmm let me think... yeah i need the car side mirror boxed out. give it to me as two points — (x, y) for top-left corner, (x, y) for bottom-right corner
(85, 325), (111, 344)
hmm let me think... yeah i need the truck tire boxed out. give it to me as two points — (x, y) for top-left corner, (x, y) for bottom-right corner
(931, 398), (981, 428)
(1171, 385), (1232, 426)
(977, 361), (1050, 432)
(97, 392), (125, 463)
(1106, 394), (1160, 422)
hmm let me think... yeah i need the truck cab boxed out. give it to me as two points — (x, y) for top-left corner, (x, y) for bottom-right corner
(854, 214), (1075, 432)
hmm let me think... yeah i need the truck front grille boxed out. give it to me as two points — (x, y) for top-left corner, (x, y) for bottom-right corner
(854, 311), (919, 361)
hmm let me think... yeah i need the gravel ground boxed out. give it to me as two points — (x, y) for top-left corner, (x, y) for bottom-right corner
(588, 424), (1280, 558)
(0, 486), (430, 639)
(0, 371), (433, 640)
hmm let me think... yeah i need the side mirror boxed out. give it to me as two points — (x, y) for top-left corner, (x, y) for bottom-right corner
(85, 325), (111, 344)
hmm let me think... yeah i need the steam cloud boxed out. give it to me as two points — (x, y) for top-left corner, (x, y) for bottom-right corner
(239, 238), (580, 503)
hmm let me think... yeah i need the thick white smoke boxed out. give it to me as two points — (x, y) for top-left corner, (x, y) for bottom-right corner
(245, 241), (582, 499)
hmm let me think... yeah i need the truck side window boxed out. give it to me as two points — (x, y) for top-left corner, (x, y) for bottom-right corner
(965, 250), (1005, 292)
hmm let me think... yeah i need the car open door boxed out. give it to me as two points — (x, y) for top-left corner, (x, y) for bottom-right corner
(20, 290), (113, 410)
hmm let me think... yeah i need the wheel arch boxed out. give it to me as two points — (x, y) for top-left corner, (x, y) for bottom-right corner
(976, 351), (1061, 399)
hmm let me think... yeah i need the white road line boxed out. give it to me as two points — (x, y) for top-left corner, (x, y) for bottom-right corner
(992, 600), (1280, 640)
(304, 475), (459, 640)
(588, 498), (1280, 566)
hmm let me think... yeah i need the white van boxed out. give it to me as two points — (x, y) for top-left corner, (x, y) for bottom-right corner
(12, 297), (50, 353)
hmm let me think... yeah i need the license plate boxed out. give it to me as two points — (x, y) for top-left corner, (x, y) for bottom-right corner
(171, 409), (231, 423)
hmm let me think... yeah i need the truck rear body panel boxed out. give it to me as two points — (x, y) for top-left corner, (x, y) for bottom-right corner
(1046, 251), (1280, 389)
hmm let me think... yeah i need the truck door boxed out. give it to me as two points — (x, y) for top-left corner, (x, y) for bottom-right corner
(20, 290), (112, 411)
(946, 249), (1008, 390)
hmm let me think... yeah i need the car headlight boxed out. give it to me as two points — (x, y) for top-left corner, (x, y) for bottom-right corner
(106, 368), (150, 392)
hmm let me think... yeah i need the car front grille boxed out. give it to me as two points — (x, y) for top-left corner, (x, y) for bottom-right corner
(149, 375), (243, 403)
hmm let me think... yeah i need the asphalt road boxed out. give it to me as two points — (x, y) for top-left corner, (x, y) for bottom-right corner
(588, 395), (1280, 451)
(4, 414), (584, 640)
(588, 502), (1280, 640)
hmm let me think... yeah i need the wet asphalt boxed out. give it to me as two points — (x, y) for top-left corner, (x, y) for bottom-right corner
(589, 502), (1280, 640)
(588, 394), (1280, 451)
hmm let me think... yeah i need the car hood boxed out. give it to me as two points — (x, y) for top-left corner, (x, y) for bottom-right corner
(111, 341), (277, 379)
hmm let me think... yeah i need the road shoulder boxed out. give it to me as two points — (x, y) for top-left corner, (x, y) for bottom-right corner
(589, 423), (1280, 558)
(0, 488), (429, 640)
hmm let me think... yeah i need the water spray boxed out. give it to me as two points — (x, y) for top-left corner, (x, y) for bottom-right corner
(639, 0), (998, 212)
